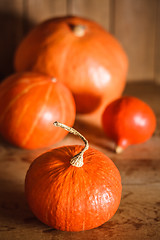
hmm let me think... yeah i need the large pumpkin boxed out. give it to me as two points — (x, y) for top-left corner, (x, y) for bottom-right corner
(25, 122), (122, 231)
(0, 72), (75, 149)
(14, 16), (128, 114)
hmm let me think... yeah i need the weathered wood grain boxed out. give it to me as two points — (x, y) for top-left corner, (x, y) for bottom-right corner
(67, 0), (111, 31)
(155, 0), (160, 84)
(0, 0), (23, 79)
(23, 0), (67, 32)
(114, 0), (157, 81)
(0, 82), (160, 240)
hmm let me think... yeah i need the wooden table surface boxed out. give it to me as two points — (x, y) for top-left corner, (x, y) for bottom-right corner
(0, 82), (160, 240)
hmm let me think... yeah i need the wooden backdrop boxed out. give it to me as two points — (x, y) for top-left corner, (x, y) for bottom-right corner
(0, 0), (159, 83)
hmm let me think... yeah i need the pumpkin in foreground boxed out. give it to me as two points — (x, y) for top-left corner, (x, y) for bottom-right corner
(0, 72), (75, 149)
(102, 96), (156, 153)
(25, 122), (122, 232)
(14, 16), (128, 114)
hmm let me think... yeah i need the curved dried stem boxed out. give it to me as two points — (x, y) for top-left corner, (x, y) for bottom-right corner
(53, 121), (89, 167)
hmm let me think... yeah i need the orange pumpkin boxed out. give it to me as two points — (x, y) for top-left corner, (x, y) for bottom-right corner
(0, 72), (75, 149)
(25, 122), (122, 231)
(102, 96), (156, 153)
(14, 16), (128, 114)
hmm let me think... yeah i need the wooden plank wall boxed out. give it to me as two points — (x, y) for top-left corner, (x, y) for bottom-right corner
(0, 0), (159, 83)
(155, 0), (160, 84)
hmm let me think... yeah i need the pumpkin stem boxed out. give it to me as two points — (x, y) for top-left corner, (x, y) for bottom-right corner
(71, 24), (86, 37)
(115, 145), (124, 154)
(53, 121), (89, 167)
(51, 78), (57, 82)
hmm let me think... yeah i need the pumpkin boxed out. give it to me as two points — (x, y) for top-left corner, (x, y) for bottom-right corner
(14, 16), (128, 114)
(0, 72), (75, 149)
(25, 121), (122, 231)
(102, 96), (156, 153)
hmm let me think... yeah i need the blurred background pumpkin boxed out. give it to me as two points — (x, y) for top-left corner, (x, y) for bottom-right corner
(14, 16), (128, 114)
(0, 0), (159, 85)
(0, 72), (76, 149)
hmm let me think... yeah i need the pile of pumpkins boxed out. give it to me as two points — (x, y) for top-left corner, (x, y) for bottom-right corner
(0, 15), (130, 150)
(0, 16), (156, 232)
(0, 15), (156, 151)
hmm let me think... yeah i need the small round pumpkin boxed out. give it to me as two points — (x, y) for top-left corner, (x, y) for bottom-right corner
(0, 72), (75, 149)
(25, 122), (122, 231)
(14, 16), (128, 114)
(102, 96), (156, 153)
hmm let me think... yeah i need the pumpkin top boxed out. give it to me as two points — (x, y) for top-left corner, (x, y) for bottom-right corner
(53, 121), (89, 167)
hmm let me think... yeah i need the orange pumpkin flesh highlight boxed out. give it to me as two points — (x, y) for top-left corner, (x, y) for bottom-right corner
(102, 96), (156, 152)
(25, 122), (122, 232)
(0, 72), (75, 149)
(14, 16), (128, 114)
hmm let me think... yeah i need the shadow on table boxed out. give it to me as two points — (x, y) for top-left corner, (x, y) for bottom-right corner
(74, 117), (115, 152)
(0, 177), (47, 230)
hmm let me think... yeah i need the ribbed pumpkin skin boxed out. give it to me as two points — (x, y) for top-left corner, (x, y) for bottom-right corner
(25, 146), (122, 232)
(14, 16), (128, 114)
(102, 96), (156, 149)
(0, 72), (75, 149)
